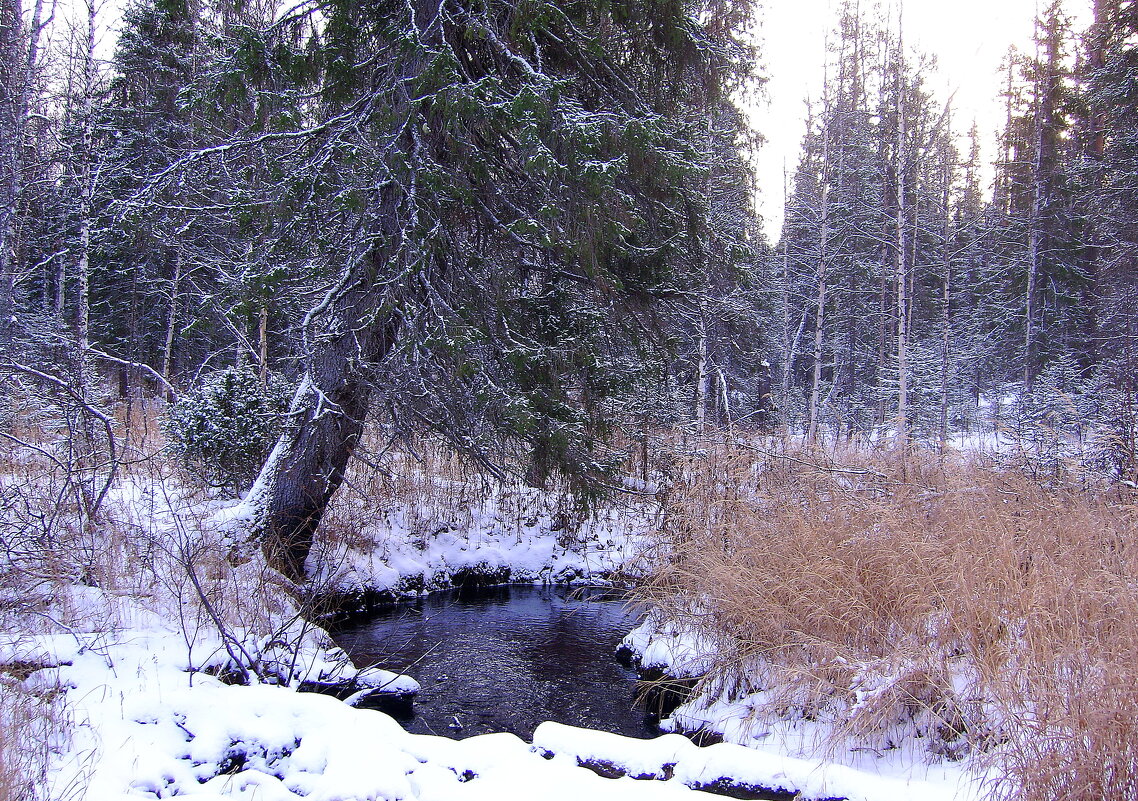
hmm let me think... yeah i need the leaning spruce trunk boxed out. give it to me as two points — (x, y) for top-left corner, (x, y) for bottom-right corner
(245, 256), (400, 582)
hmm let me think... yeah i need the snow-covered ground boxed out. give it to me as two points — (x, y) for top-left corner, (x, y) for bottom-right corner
(2, 472), (985, 801)
(618, 612), (988, 801)
(7, 584), (982, 801)
(292, 482), (660, 606)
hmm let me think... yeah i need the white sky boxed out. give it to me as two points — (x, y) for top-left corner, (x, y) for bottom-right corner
(752, 0), (1093, 241)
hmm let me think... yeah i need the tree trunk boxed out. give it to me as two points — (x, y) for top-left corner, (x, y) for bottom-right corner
(161, 249), (182, 401)
(939, 184), (953, 454)
(0, 0), (20, 332)
(246, 249), (400, 581)
(1024, 104), (1045, 394)
(695, 303), (709, 433)
(258, 302), (269, 385)
(1, 0), (45, 338)
(894, 86), (909, 449)
(808, 129), (831, 444)
(75, 0), (96, 364)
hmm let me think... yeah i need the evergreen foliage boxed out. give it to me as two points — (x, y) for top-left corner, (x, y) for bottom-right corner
(165, 367), (291, 492)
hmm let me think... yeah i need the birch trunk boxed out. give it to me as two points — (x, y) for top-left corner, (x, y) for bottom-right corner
(894, 91), (909, 448)
(258, 303), (269, 385)
(807, 129), (831, 443)
(695, 304), (709, 433)
(161, 250), (182, 402)
(0, 0), (45, 337)
(76, 0), (97, 362)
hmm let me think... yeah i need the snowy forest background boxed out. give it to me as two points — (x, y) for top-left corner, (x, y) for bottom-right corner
(1, 0), (1136, 488)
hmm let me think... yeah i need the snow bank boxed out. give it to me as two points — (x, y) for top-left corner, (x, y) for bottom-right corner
(620, 609), (715, 678)
(619, 608), (984, 799)
(7, 591), (697, 801)
(11, 586), (978, 801)
(535, 721), (976, 801)
(297, 487), (661, 606)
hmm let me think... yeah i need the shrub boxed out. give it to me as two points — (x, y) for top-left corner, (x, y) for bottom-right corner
(165, 368), (291, 493)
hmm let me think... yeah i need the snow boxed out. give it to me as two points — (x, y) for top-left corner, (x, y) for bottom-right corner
(300, 480), (661, 602)
(22, 591), (978, 801)
(12, 576), (979, 801)
(621, 610), (715, 678)
(620, 611), (986, 800)
(535, 722), (977, 801)
(3, 472), (980, 801)
(12, 592), (705, 801)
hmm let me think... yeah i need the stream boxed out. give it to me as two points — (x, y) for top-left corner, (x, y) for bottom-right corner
(331, 584), (657, 740)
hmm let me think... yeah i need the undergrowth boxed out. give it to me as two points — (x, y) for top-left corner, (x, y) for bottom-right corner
(637, 437), (1138, 801)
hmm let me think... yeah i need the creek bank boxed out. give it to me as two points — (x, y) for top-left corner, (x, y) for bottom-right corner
(617, 609), (979, 801)
(535, 722), (847, 801)
(315, 559), (632, 623)
(301, 491), (660, 619)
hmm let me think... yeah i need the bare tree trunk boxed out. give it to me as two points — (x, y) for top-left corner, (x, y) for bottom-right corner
(75, 0), (97, 363)
(780, 167), (792, 412)
(695, 303), (708, 433)
(258, 302), (269, 385)
(1024, 127), (1043, 394)
(807, 261), (827, 442)
(0, 0), (23, 331)
(808, 129), (831, 444)
(161, 249), (182, 401)
(894, 86), (909, 449)
(0, 0), (45, 338)
(876, 242), (889, 429)
(716, 366), (731, 435)
(939, 244), (952, 455)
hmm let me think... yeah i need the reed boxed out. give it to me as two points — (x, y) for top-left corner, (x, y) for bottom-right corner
(638, 438), (1138, 800)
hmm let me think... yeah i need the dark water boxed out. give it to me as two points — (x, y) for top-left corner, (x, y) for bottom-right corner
(331, 584), (657, 740)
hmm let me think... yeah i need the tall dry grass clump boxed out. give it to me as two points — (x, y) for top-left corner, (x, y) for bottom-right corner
(640, 440), (1138, 800)
(0, 681), (70, 801)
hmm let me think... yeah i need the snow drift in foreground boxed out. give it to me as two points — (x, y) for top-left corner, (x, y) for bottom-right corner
(7, 584), (981, 801)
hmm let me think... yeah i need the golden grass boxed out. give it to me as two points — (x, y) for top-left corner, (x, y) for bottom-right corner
(637, 438), (1138, 800)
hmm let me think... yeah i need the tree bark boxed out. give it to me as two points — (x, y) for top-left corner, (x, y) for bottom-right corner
(695, 304), (709, 433)
(258, 302), (269, 385)
(161, 249), (182, 401)
(1, 0), (45, 337)
(807, 127), (831, 443)
(894, 79), (910, 449)
(246, 248), (400, 581)
(0, 0), (22, 332)
(939, 163), (953, 454)
(75, 0), (97, 363)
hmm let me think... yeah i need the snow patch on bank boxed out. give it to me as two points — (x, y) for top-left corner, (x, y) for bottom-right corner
(10, 588), (706, 801)
(620, 609), (985, 800)
(11, 584), (980, 801)
(297, 484), (662, 603)
(535, 721), (977, 801)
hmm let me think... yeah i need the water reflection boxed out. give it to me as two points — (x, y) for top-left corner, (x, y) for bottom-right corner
(331, 585), (655, 740)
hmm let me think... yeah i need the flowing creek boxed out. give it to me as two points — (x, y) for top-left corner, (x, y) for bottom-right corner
(331, 584), (657, 740)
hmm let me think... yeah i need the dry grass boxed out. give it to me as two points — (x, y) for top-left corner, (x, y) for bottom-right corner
(0, 680), (71, 801)
(638, 437), (1138, 801)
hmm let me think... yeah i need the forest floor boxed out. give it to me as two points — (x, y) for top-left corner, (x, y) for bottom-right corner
(1, 423), (1131, 801)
